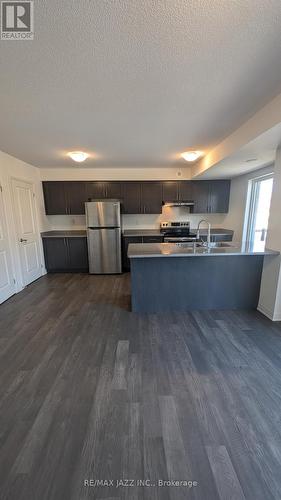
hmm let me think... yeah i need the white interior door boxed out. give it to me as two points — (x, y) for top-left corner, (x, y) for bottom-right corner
(0, 185), (16, 304)
(12, 179), (42, 286)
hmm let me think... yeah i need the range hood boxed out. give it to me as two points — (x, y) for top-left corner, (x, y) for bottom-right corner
(162, 200), (195, 208)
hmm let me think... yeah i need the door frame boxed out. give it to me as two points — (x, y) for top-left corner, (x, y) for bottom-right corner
(242, 172), (274, 251)
(0, 178), (17, 303)
(10, 176), (44, 289)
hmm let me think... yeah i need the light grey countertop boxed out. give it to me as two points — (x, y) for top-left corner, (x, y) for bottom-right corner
(41, 228), (234, 239)
(197, 228), (234, 235)
(128, 241), (279, 258)
(122, 229), (162, 237)
(41, 230), (87, 238)
(122, 228), (234, 237)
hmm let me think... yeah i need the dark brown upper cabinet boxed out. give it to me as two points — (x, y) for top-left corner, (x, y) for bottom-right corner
(162, 181), (194, 203)
(122, 182), (142, 214)
(85, 182), (106, 201)
(162, 181), (179, 202)
(43, 181), (68, 215)
(43, 179), (230, 216)
(192, 181), (210, 213)
(141, 182), (163, 214)
(208, 180), (230, 213)
(178, 181), (193, 201)
(103, 181), (123, 200)
(65, 182), (87, 215)
(43, 181), (87, 215)
(192, 180), (230, 213)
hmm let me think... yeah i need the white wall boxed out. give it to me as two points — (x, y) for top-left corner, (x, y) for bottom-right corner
(46, 210), (228, 231)
(0, 150), (46, 292)
(40, 166), (192, 181)
(258, 148), (281, 320)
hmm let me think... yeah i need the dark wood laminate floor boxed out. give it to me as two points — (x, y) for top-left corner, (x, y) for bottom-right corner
(1, 274), (281, 500)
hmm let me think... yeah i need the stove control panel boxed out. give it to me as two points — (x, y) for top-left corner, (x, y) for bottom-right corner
(161, 221), (190, 229)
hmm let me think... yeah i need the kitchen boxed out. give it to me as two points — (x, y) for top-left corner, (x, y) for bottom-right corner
(40, 179), (233, 275)
(40, 177), (277, 315)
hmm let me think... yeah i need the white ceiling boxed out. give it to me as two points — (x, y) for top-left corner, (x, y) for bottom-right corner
(197, 123), (281, 179)
(1, 0), (281, 170)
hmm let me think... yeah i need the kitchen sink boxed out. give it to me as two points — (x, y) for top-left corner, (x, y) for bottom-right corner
(174, 241), (234, 249)
(202, 242), (233, 248)
(175, 242), (202, 248)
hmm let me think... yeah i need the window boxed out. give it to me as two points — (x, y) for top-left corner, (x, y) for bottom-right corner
(244, 173), (273, 252)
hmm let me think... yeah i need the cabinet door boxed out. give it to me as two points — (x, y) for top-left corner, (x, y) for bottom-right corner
(141, 182), (163, 214)
(85, 182), (106, 201)
(162, 181), (179, 203)
(67, 237), (89, 271)
(122, 236), (142, 270)
(104, 182), (123, 200)
(43, 182), (68, 215)
(178, 181), (193, 201)
(192, 181), (210, 213)
(122, 182), (142, 214)
(65, 182), (87, 215)
(208, 180), (230, 213)
(42, 238), (69, 271)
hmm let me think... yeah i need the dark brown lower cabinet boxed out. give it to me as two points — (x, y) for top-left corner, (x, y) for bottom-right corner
(43, 237), (88, 272)
(122, 236), (142, 271)
(67, 238), (89, 271)
(122, 235), (164, 271)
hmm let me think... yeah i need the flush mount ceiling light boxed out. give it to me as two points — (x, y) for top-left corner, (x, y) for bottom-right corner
(181, 151), (203, 162)
(68, 151), (89, 162)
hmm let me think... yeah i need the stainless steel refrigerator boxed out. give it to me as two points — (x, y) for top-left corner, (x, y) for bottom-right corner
(85, 200), (122, 274)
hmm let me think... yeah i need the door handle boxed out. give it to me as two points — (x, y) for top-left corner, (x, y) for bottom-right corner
(261, 229), (266, 241)
(20, 238), (27, 243)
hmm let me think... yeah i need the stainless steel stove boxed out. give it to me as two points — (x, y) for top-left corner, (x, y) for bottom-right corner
(160, 221), (197, 243)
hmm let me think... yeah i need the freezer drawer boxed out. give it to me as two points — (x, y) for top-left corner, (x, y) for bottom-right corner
(85, 200), (121, 228)
(87, 228), (122, 274)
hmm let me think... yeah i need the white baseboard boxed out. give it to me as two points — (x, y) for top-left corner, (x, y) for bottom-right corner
(257, 304), (274, 320)
(257, 303), (281, 321)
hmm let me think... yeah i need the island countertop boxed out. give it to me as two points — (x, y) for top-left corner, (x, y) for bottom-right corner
(128, 242), (279, 258)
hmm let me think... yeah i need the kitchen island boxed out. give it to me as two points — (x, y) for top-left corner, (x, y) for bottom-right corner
(128, 242), (279, 313)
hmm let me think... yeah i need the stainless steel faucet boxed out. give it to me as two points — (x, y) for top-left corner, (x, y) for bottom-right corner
(196, 219), (211, 247)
